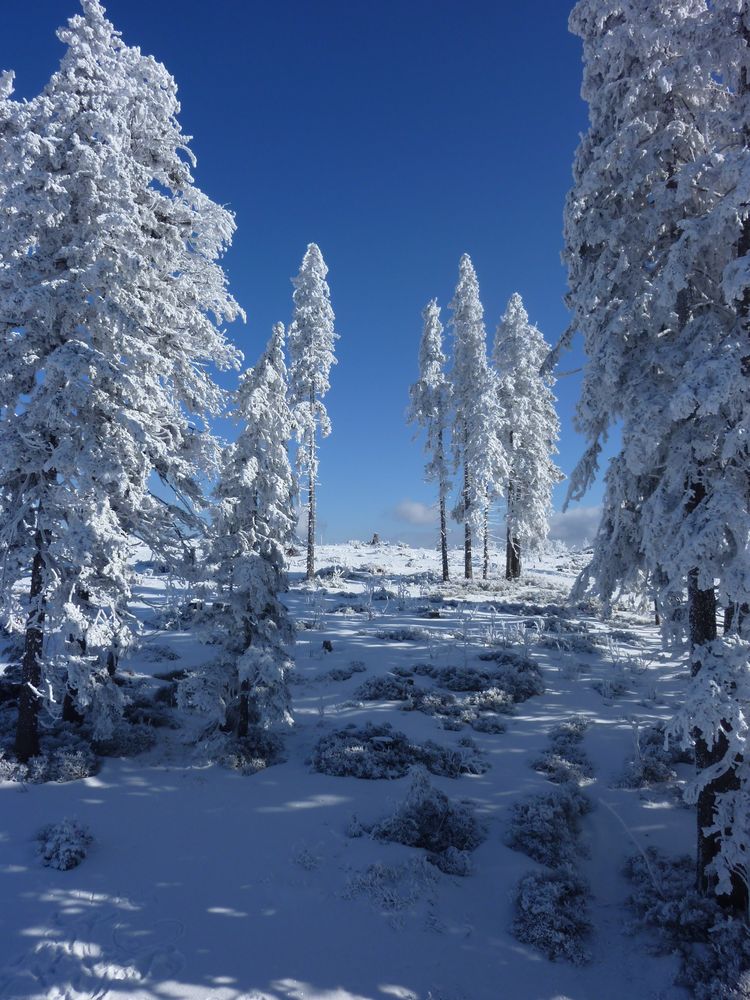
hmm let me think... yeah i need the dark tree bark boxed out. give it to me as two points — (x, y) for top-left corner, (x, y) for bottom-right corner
(15, 528), (46, 762)
(463, 462), (472, 579)
(437, 427), (449, 582)
(505, 480), (521, 580)
(687, 485), (748, 914)
(439, 493), (449, 583)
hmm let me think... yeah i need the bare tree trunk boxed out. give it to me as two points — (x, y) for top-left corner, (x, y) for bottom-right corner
(439, 493), (449, 583)
(463, 462), (472, 579)
(482, 500), (490, 580)
(15, 527), (46, 762)
(688, 485), (748, 914)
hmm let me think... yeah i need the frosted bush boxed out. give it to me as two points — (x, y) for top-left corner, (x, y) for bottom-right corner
(311, 723), (488, 780)
(371, 768), (485, 869)
(354, 674), (414, 702)
(619, 723), (693, 789)
(325, 660), (367, 682)
(505, 784), (591, 867)
(512, 868), (592, 965)
(220, 729), (285, 775)
(533, 717), (593, 785)
(37, 818), (93, 870)
(625, 849), (750, 1000)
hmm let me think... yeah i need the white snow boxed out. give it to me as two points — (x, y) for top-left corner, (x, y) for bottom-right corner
(0, 541), (693, 1000)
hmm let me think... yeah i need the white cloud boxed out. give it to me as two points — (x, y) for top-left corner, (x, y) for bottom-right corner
(392, 499), (437, 526)
(548, 505), (601, 548)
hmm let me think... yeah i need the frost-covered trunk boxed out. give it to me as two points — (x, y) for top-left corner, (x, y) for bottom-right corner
(437, 426), (449, 583)
(306, 390), (316, 582)
(463, 460), (472, 579)
(687, 485), (747, 914)
(15, 524), (46, 762)
(482, 500), (490, 581)
(439, 494), (449, 583)
(505, 480), (521, 580)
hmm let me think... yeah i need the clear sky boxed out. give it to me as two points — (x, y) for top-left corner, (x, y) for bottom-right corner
(1, 0), (608, 548)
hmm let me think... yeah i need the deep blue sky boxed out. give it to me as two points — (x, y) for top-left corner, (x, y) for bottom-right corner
(1, 0), (607, 547)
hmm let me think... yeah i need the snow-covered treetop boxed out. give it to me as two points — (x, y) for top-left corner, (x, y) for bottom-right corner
(288, 243), (338, 441)
(493, 293), (562, 549)
(408, 299), (452, 491)
(448, 254), (507, 525)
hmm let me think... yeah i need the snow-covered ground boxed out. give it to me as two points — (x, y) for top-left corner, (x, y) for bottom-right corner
(0, 541), (695, 1000)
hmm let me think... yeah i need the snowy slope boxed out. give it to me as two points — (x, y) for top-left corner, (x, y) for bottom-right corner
(0, 542), (693, 1000)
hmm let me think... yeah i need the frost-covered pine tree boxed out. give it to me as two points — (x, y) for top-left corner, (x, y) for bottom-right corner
(408, 300), (452, 582)
(288, 244), (338, 581)
(493, 294), (562, 580)
(565, 0), (749, 912)
(194, 323), (295, 735)
(0, 0), (241, 760)
(449, 255), (507, 579)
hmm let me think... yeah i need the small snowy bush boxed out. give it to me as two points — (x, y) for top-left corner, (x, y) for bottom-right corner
(373, 626), (431, 642)
(619, 723), (693, 789)
(0, 743), (98, 785)
(37, 818), (93, 870)
(512, 868), (592, 965)
(371, 768), (485, 870)
(354, 674), (414, 702)
(311, 723), (488, 780)
(325, 660), (367, 682)
(220, 729), (285, 775)
(505, 784), (591, 867)
(533, 717), (593, 785)
(625, 849), (750, 1000)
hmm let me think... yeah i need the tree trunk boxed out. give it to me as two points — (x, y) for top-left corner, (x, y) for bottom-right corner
(306, 415), (316, 582)
(688, 486), (748, 914)
(463, 462), (472, 579)
(505, 528), (521, 580)
(439, 493), (449, 583)
(482, 500), (490, 580)
(505, 480), (521, 580)
(437, 427), (449, 582)
(15, 529), (46, 762)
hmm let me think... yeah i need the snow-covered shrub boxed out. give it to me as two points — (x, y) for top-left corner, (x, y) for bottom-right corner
(625, 849), (750, 1000)
(354, 674), (414, 702)
(93, 722), (157, 758)
(619, 722), (693, 789)
(325, 660), (367, 682)
(475, 653), (545, 701)
(343, 857), (437, 916)
(37, 818), (93, 870)
(533, 717), (593, 785)
(310, 723), (488, 780)
(0, 741), (98, 784)
(371, 768), (485, 868)
(512, 868), (592, 965)
(505, 784), (591, 867)
(372, 626), (431, 642)
(220, 729), (285, 775)
(591, 675), (628, 701)
(470, 716), (507, 735)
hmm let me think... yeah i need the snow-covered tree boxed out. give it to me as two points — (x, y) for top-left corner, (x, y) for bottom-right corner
(288, 244), (338, 581)
(0, 0), (242, 760)
(493, 294), (562, 579)
(449, 254), (507, 579)
(408, 300), (452, 581)
(565, 0), (749, 912)
(194, 323), (295, 735)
